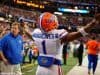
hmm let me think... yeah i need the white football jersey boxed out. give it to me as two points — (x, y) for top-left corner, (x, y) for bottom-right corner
(31, 28), (68, 60)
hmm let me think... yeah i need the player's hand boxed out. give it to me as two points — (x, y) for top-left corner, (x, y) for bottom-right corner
(3, 58), (9, 65)
(20, 22), (25, 27)
(20, 22), (28, 29)
(94, 13), (100, 22)
(19, 19), (25, 27)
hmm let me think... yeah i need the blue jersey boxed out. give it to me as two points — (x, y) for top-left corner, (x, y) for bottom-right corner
(0, 33), (23, 64)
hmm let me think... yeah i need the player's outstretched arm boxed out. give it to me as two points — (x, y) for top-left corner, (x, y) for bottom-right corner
(61, 13), (100, 43)
(20, 23), (34, 41)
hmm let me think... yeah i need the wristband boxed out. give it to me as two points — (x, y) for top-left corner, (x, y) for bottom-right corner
(78, 28), (88, 37)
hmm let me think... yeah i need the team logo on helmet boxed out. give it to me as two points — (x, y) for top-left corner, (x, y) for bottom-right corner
(38, 12), (58, 32)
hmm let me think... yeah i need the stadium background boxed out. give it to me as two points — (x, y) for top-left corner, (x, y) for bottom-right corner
(0, 0), (100, 75)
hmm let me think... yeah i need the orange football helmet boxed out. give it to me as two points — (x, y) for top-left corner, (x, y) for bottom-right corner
(38, 12), (58, 32)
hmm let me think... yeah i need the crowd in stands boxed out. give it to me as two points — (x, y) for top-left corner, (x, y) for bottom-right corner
(0, 6), (40, 21)
(53, 0), (99, 4)
(0, 5), (94, 26)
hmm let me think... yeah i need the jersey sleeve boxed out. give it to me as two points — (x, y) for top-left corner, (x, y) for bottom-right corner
(59, 29), (68, 39)
(31, 28), (41, 37)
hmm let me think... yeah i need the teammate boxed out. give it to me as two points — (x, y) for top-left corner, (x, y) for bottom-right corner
(22, 12), (100, 75)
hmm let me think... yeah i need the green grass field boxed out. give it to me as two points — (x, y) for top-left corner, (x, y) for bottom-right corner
(22, 53), (77, 75)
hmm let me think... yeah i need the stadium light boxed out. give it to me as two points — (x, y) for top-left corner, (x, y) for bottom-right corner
(54, 12), (63, 15)
(58, 8), (89, 14)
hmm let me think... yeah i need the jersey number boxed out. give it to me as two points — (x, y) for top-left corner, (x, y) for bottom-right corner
(42, 40), (47, 54)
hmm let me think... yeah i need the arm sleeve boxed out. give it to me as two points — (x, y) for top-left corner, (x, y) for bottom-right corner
(0, 37), (6, 51)
(59, 29), (68, 39)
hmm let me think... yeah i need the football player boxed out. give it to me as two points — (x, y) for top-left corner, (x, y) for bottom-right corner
(22, 12), (100, 75)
